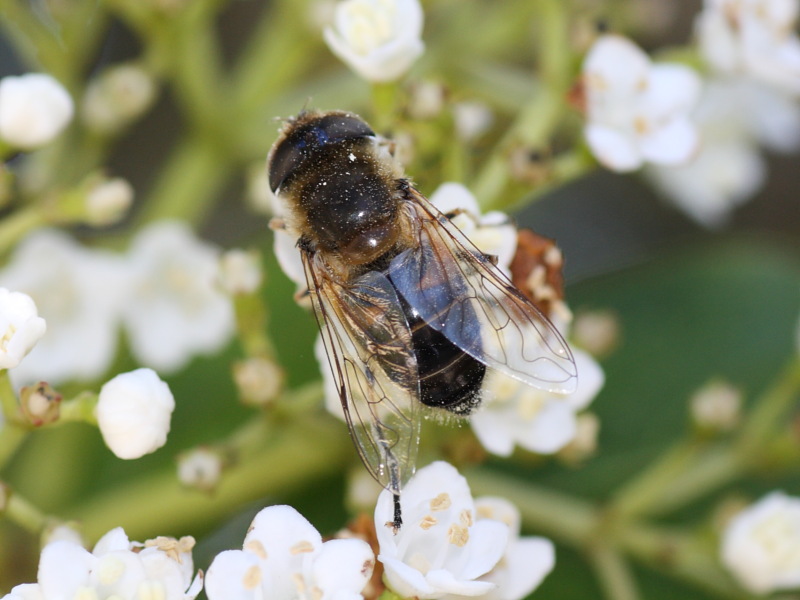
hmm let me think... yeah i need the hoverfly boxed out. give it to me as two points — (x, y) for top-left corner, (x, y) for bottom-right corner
(268, 110), (577, 530)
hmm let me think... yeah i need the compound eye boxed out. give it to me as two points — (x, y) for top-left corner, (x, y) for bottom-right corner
(269, 113), (375, 193)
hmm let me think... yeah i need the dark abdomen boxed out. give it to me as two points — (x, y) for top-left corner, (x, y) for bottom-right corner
(391, 286), (486, 415)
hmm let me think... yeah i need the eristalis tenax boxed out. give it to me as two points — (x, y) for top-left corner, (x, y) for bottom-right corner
(268, 110), (577, 531)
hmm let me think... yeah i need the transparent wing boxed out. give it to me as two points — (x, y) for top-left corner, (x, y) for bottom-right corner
(302, 253), (421, 494)
(388, 189), (578, 395)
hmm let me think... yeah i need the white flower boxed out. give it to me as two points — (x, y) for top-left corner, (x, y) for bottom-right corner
(0, 73), (73, 149)
(582, 34), (702, 172)
(470, 349), (604, 456)
(218, 248), (263, 295)
(721, 491), (800, 593)
(696, 0), (800, 95)
(0, 229), (125, 387)
(2, 527), (202, 600)
(323, 0), (424, 82)
(470, 497), (555, 600)
(375, 461), (509, 599)
(646, 77), (800, 227)
(96, 368), (174, 459)
(0, 288), (46, 370)
(122, 221), (235, 373)
(205, 504), (374, 600)
(85, 177), (135, 226)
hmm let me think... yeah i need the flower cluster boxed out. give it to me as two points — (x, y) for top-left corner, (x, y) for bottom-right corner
(205, 504), (375, 600)
(581, 34), (701, 173)
(0, 221), (236, 386)
(202, 462), (553, 600)
(581, 0), (800, 226)
(1, 527), (202, 600)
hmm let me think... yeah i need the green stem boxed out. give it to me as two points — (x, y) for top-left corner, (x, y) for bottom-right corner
(615, 521), (742, 598)
(471, 0), (574, 210)
(134, 136), (233, 225)
(736, 357), (800, 457)
(466, 468), (596, 545)
(587, 545), (641, 600)
(0, 206), (46, 257)
(0, 424), (27, 471)
(59, 392), (99, 426)
(4, 488), (48, 533)
(69, 414), (351, 542)
(609, 440), (707, 520)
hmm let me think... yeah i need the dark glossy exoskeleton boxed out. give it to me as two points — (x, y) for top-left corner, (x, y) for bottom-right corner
(268, 110), (577, 531)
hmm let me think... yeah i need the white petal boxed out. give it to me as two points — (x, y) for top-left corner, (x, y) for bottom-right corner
(429, 182), (481, 216)
(638, 117), (699, 166)
(643, 64), (702, 120)
(244, 505), (323, 600)
(451, 520), (508, 580)
(93, 527), (131, 554)
(646, 139), (766, 228)
(38, 540), (95, 599)
(515, 401), (576, 454)
(495, 538), (555, 600)
(205, 550), (262, 600)
(379, 555), (439, 598)
(0, 288), (47, 370)
(426, 569), (497, 596)
(564, 349), (605, 411)
(583, 35), (650, 101)
(3, 584), (44, 600)
(273, 226), (307, 289)
(313, 539), (374, 598)
(474, 497), (521, 537)
(585, 124), (643, 172)
(470, 410), (517, 457)
(695, 10), (742, 74)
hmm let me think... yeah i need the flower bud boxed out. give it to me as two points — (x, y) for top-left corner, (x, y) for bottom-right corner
(218, 249), (263, 296)
(408, 80), (446, 120)
(323, 0), (424, 82)
(19, 382), (62, 426)
(82, 63), (157, 134)
(453, 101), (493, 141)
(232, 357), (283, 406)
(0, 73), (73, 149)
(96, 368), (174, 459)
(690, 379), (742, 432)
(177, 446), (224, 492)
(0, 287), (47, 370)
(85, 177), (134, 226)
(571, 309), (620, 358)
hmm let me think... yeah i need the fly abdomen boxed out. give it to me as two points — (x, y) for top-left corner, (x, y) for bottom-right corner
(388, 276), (486, 415)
